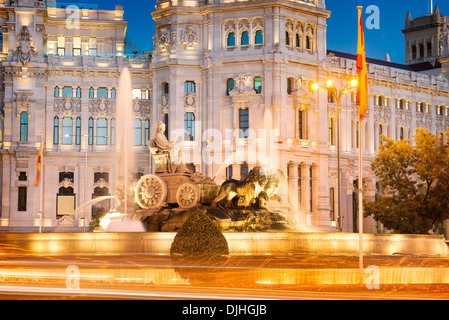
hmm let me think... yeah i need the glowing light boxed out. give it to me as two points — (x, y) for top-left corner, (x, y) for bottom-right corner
(351, 79), (358, 87)
(326, 80), (333, 87)
(311, 82), (319, 90)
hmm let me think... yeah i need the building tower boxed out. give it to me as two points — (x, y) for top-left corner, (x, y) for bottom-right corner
(403, 5), (448, 66)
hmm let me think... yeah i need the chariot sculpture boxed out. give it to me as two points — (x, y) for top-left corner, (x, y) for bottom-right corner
(133, 121), (217, 210)
(129, 120), (285, 217)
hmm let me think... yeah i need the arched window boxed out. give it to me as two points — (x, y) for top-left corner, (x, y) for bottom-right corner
(184, 112), (195, 141)
(285, 31), (290, 46)
(54, 86), (60, 98)
(400, 127), (404, 140)
(255, 30), (263, 45)
(412, 45), (417, 59)
(111, 88), (116, 99)
(287, 77), (293, 94)
(133, 118), (142, 146)
(419, 44), (424, 58)
(427, 42), (432, 57)
(75, 117), (81, 145)
(163, 113), (169, 139)
(53, 117), (59, 145)
(306, 35), (311, 50)
(62, 117), (73, 145)
(241, 31), (249, 46)
(296, 33), (301, 48)
(76, 87), (81, 98)
(62, 86), (73, 98)
(20, 112), (28, 142)
(88, 117), (94, 145)
(227, 32), (235, 47)
(145, 119), (150, 144)
(379, 124), (383, 145)
(96, 117), (107, 145)
(110, 118), (115, 145)
(89, 87), (94, 99)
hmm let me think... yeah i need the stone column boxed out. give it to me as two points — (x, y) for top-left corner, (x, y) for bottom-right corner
(300, 162), (311, 225)
(287, 162), (300, 223)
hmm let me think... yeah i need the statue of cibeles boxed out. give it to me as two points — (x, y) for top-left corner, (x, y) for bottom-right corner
(210, 167), (285, 209)
(149, 120), (190, 174)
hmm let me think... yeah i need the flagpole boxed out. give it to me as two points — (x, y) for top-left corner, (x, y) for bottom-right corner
(357, 5), (366, 287)
(358, 118), (364, 286)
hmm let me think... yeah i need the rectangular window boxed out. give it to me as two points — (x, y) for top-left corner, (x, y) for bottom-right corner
(96, 117), (108, 145)
(62, 117), (73, 145)
(89, 37), (97, 56)
(133, 118), (142, 146)
(88, 118), (94, 145)
(254, 77), (262, 94)
(73, 36), (81, 56)
(298, 110), (304, 140)
(184, 81), (196, 93)
(62, 87), (73, 98)
(239, 109), (249, 138)
(75, 118), (81, 145)
(184, 112), (195, 141)
(329, 118), (334, 145)
(97, 87), (108, 99)
(57, 35), (65, 56)
(145, 119), (150, 144)
(18, 187), (27, 211)
(20, 112), (28, 142)
(110, 118), (116, 145)
(19, 172), (27, 181)
(226, 78), (234, 96)
(54, 117), (59, 145)
(132, 89), (142, 100)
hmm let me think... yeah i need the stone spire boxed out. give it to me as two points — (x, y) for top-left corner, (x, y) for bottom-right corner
(433, 5), (441, 22)
(405, 11), (412, 28)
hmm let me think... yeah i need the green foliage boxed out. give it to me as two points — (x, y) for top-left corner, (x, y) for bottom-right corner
(170, 208), (229, 259)
(365, 129), (449, 234)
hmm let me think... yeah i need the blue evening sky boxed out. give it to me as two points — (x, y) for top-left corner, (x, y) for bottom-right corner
(74, 0), (449, 64)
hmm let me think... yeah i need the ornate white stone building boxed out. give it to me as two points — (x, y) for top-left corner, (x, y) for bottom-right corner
(1, 0), (449, 233)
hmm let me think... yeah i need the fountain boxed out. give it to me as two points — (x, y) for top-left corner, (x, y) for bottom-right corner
(98, 67), (146, 232)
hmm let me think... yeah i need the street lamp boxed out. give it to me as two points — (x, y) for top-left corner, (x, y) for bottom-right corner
(310, 77), (358, 232)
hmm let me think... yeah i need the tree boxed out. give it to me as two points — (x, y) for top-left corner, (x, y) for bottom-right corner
(365, 128), (449, 234)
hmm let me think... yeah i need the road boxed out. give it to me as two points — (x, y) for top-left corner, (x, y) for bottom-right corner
(0, 253), (448, 300)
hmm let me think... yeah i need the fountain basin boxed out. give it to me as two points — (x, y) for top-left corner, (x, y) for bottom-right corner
(0, 232), (447, 256)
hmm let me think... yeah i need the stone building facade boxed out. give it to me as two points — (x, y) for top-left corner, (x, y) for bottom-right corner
(0, 0), (151, 231)
(0, 0), (448, 233)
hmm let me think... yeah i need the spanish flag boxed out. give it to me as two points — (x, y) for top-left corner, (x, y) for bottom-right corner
(34, 135), (43, 187)
(357, 6), (368, 120)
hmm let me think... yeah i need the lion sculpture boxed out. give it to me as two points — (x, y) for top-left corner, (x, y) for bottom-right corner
(210, 167), (284, 209)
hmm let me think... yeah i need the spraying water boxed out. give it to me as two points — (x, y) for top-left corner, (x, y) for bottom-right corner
(99, 67), (145, 232)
